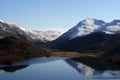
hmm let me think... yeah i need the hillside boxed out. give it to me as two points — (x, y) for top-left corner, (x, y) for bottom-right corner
(0, 36), (50, 64)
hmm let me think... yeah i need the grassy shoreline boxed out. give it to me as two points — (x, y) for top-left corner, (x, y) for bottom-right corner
(50, 52), (101, 57)
(0, 51), (101, 65)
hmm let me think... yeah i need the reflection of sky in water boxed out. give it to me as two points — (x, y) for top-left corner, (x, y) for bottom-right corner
(0, 57), (120, 80)
(0, 60), (87, 80)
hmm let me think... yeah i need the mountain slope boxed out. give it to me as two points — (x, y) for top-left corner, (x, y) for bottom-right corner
(57, 18), (120, 40)
(0, 21), (62, 44)
(59, 18), (106, 39)
(48, 18), (120, 54)
(103, 20), (120, 34)
(0, 36), (50, 64)
(50, 32), (120, 52)
(32, 30), (62, 42)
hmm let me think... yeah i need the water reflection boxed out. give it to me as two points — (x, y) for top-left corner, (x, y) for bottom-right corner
(65, 58), (120, 79)
(0, 57), (68, 72)
(0, 57), (86, 80)
(0, 65), (28, 72)
(0, 57), (120, 80)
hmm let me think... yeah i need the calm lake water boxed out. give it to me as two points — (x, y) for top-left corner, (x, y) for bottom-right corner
(0, 57), (120, 80)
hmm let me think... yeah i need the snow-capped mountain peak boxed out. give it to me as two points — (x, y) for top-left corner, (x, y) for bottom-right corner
(104, 20), (120, 34)
(60, 18), (120, 39)
(61, 18), (106, 39)
(80, 18), (105, 25)
(77, 18), (105, 26)
(0, 21), (62, 43)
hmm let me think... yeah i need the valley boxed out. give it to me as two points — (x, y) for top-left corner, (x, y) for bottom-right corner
(1, 0), (120, 79)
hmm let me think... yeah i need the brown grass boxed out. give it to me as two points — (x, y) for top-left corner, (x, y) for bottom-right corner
(50, 52), (101, 57)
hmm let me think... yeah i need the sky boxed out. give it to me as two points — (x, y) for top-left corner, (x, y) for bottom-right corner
(0, 0), (120, 32)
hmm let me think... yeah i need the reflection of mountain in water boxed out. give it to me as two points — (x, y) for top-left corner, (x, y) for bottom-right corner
(0, 57), (67, 73)
(72, 57), (120, 70)
(0, 57), (120, 79)
(65, 59), (102, 77)
(65, 58), (120, 78)
(0, 65), (28, 72)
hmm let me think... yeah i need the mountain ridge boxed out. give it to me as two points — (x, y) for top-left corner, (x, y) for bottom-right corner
(48, 18), (120, 55)
(58, 18), (120, 40)
(0, 20), (62, 45)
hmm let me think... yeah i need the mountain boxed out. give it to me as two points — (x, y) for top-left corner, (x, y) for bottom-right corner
(0, 36), (51, 64)
(59, 18), (106, 39)
(32, 30), (62, 42)
(50, 32), (120, 52)
(103, 20), (120, 34)
(49, 18), (120, 54)
(58, 18), (120, 40)
(0, 20), (62, 44)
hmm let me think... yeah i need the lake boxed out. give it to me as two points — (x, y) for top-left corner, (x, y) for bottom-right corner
(0, 57), (120, 80)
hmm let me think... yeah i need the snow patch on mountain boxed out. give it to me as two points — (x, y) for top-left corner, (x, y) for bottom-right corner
(105, 25), (120, 32)
(104, 20), (120, 34)
(0, 20), (62, 42)
(61, 18), (106, 39)
(31, 30), (62, 42)
(60, 18), (120, 39)
(44, 30), (62, 40)
(0, 20), (5, 23)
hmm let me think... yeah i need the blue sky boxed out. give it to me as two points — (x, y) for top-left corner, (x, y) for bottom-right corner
(0, 0), (120, 31)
